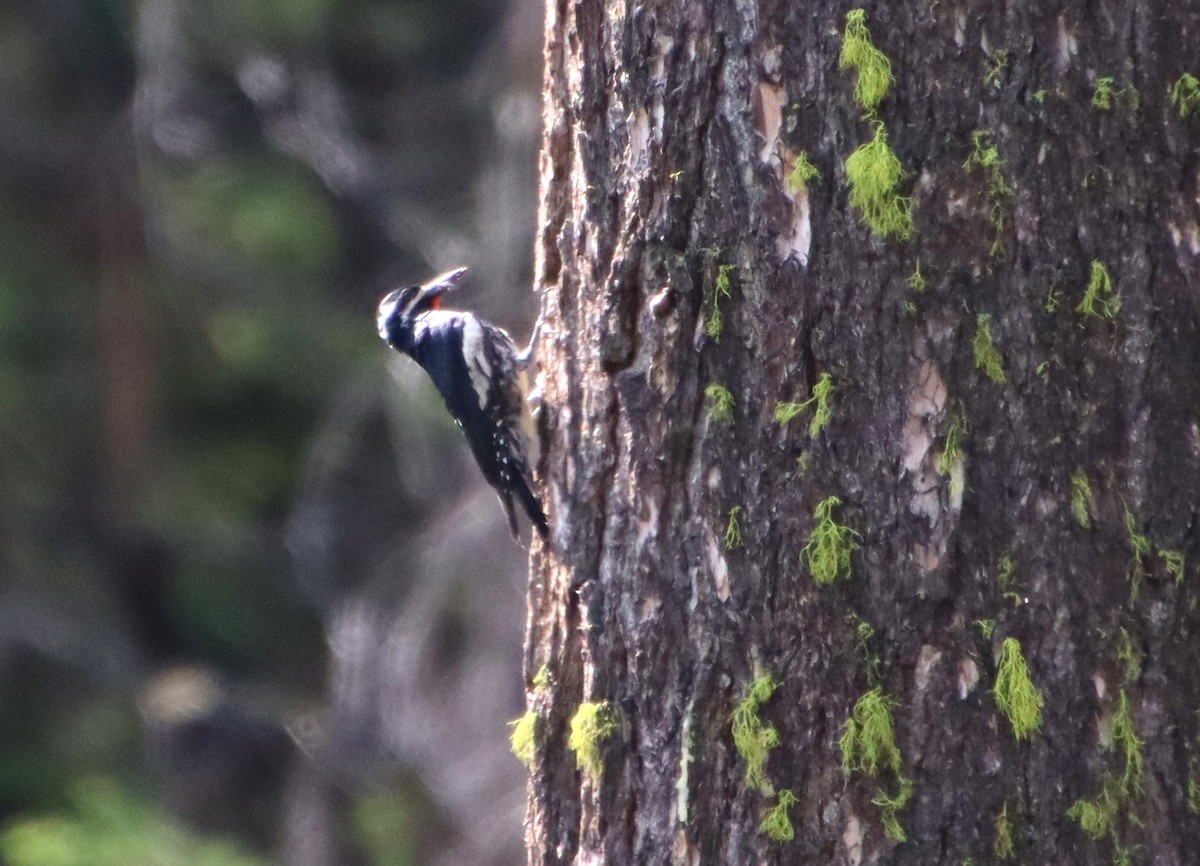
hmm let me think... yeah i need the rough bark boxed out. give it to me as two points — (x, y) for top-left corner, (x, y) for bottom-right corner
(523, 1), (1200, 864)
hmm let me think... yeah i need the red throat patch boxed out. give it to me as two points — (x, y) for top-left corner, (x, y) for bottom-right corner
(430, 297), (442, 310)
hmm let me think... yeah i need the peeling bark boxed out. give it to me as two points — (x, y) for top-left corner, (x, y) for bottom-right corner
(524, 2), (1200, 864)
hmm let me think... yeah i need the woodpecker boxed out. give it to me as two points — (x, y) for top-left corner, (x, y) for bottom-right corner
(377, 267), (548, 539)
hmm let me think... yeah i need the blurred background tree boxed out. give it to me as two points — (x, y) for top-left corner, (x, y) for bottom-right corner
(0, 0), (542, 863)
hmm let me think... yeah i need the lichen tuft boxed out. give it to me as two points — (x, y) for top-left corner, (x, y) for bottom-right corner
(509, 711), (538, 770)
(1068, 688), (1144, 852)
(937, 412), (968, 475)
(731, 673), (781, 795)
(1115, 628), (1141, 685)
(568, 701), (617, 779)
(1071, 471), (1093, 529)
(838, 9), (893, 113)
(802, 496), (861, 584)
(1160, 549), (1185, 583)
(1092, 76), (1115, 110)
(705, 263), (736, 341)
(775, 372), (835, 438)
(994, 801), (1015, 860)
(1124, 507), (1150, 600)
(1171, 73), (1200, 118)
(840, 687), (902, 778)
(972, 314), (1006, 384)
(993, 637), (1044, 740)
(705, 384), (735, 424)
(845, 124), (914, 240)
(963, 130), (1012, 257)
(786, 151), (821, 193)
(1109, 690), (1144, 796)
(841, 686), (911, 841)
(724, 506), (743, 550)
(906, 259), (926, 292)
(872, 777), (913, 843)
(760, 789), (798, 842)
(1077, 260), (1120, 320)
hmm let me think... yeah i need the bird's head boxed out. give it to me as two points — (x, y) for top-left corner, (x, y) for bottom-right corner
(376, 266), (468, 349)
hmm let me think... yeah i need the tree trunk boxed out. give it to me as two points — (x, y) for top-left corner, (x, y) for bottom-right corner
(523, 1), (1200, 864)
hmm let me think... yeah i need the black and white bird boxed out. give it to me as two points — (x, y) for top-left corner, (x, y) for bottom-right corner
(376, 267), (548, 539)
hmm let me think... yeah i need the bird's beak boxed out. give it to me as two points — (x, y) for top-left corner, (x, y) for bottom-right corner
(420, 267), (468, 305)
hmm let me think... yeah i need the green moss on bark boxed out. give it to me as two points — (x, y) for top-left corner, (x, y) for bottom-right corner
(838, 10), (893, 113)
(993, 638), (1044, 740)
(845, 125), (914, 240)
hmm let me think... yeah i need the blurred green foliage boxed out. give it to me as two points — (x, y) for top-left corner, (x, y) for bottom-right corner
(1, 777), (266, 866)
(152, 158), (340, 283)
(0, 0), (519, 858)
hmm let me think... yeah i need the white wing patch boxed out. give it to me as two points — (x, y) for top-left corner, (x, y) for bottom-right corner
(462, 315), (492, 409)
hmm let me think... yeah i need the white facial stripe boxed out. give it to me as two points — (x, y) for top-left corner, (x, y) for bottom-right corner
(377, 295), (400, 339)
(462, 316), (492, 409)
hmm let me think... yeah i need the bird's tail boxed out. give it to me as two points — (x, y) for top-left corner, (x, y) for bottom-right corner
(511, 476), (548, 539)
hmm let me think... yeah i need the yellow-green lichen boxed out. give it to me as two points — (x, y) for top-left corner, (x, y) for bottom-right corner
(1160, 549), (1185, 583)
(1068, 689), (1144, 854)
(847, 613), (883, 685)
(1077, 260), (1120, 320)
(838, 9), (893, 113)
(937, 411), (968, 475)
(993, 637), (1044, 740)
(994, 801), (1015, 860)
(786, 151), (821, 193)
(997, 555), (1016, 588)
(850, 613), (876, 653)
(872, 777), (914, 843)
(568, 701), (617, 779)
(840, 687), (901, 778)
(1072, 471), (1094, 529)
(1109, 690), (1145, 796)
(725, 506), (743, 550)
(1189, 712), (1200, 816)
(964, 130), (1010, 197)
(705, 263), (736, 341)
(731, 673), (781, 795)
(845, 124), (915, 240)
(1171, 73), (1200, 118)
(760, 789), (798, 842)
(907, 259), (926, 292)
(1115, 628), (1141, 685)
(774, 372), (835, 438)
(705, 383), (735, 424)
(841, 686), (911, 842)
(972, 314), (1007, 384)
(975, 618), (996, 639)
(1067, 791), (1117, 840)
(1091, 77), (1138, 113)
(510, 666), (553, 769)
(1124, 508), (1150, 600)
(983, 49), (1009, 87)
(774, 401), (805, 427)
(802, 496), (861, 584)
(964, 129), (1012, 257)
(509, 711), (538, 770)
